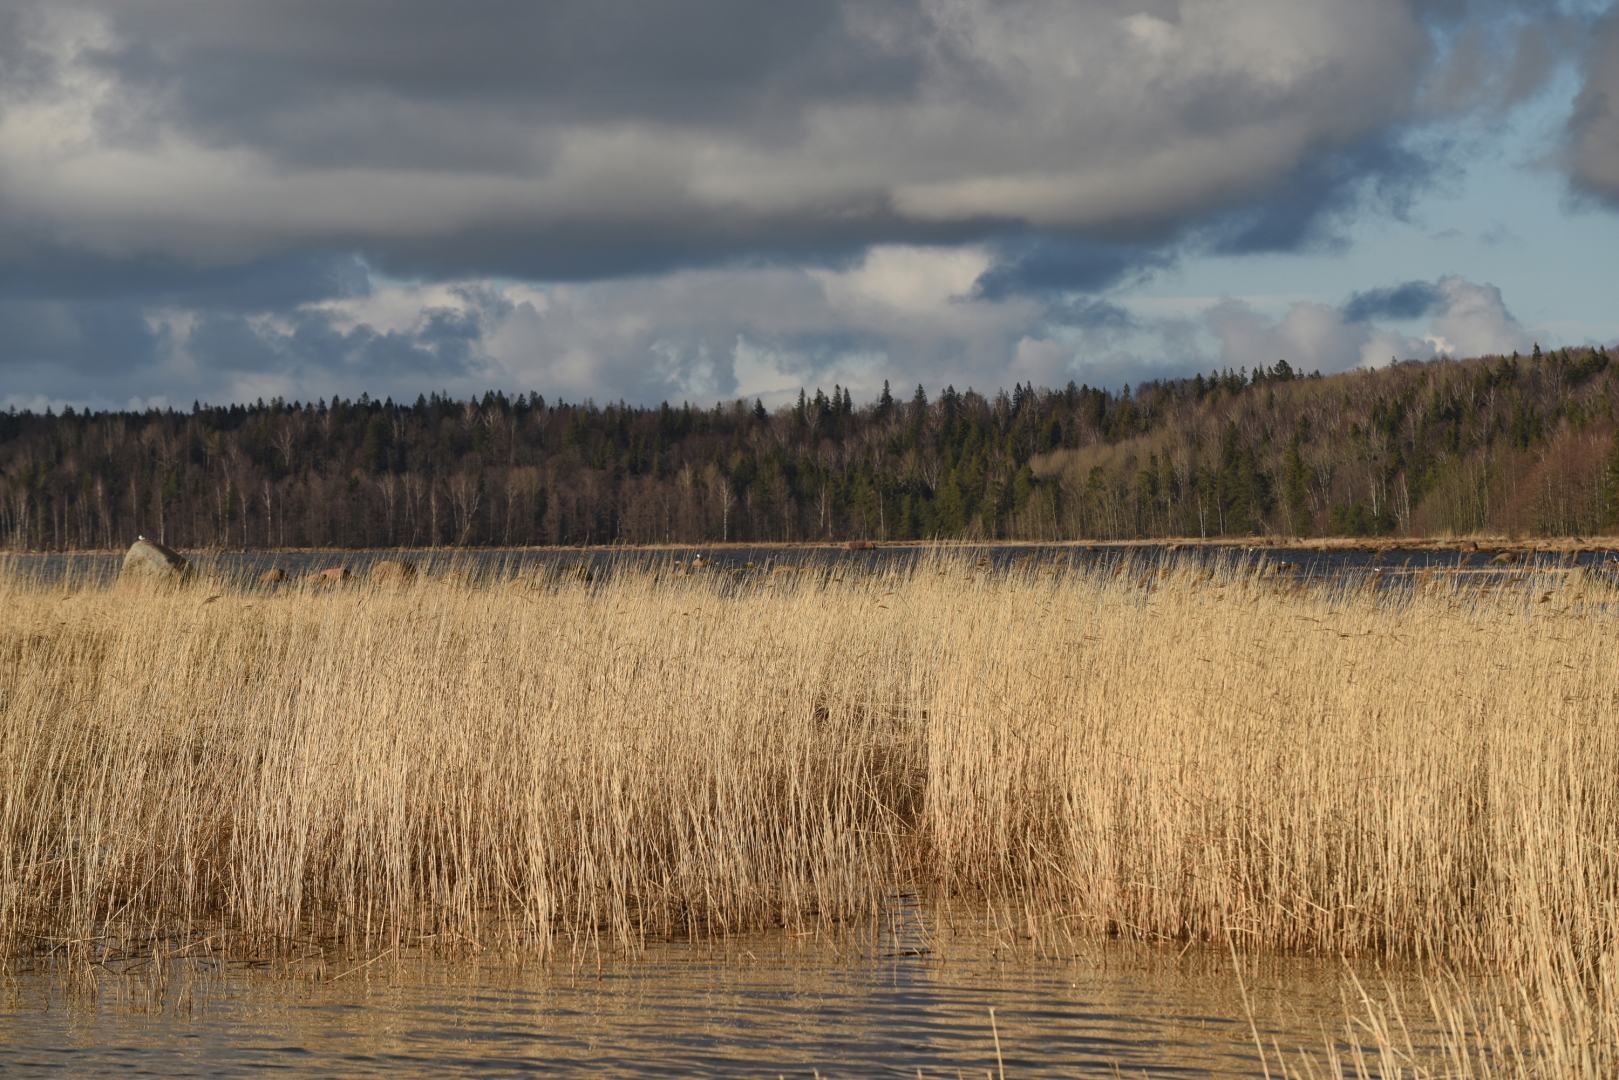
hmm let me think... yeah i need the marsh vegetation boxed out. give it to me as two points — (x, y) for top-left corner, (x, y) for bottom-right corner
(2, 554), (1617, 1075)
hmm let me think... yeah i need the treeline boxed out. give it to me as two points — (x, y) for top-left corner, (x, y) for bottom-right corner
(3, 347), (1618, 551)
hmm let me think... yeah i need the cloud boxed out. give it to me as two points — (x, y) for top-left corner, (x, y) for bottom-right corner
(0, 247), (1049, 408)
(1343, 280), (1443, 322)
(0, 0), (1434, 279)
(972, 237), (1170, 301)
(464, 248), (1054, 403)
(1201, 133), (1443, 255)
(1206, 299), (1395, 375)
(1423, 275), (1533, 357)
(1418, 9), (1570, 117)
(0, 297), (159, 378)
(0, 2), (1586, 409)
(1199, 274), (1533, 376)
(1569, 8), (1619, 205)
(1, 258), (1549, 414)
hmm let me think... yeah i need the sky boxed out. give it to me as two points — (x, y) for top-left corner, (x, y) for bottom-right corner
(3, 1), (1619, 412)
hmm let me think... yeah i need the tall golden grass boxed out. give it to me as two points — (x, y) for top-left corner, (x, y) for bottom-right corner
(3, 553), (1617, 1072)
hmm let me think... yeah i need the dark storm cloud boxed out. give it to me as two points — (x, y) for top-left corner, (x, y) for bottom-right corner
(0, 298), (157, 377)
(0, 248), (370, 308)
(88, 0), (929, 169)
(1046, 297), (1139, 333)
(1343, 280), (1444, 322)
(361, 208), (965, 285)
(1, 0), (1437, 275)
(0, 7), (58, 95)
(971, 237), (1168, 301)
(0, 249), (374, 399)
(188, 296), (489, 383)
(1205, 135), (1442, 255)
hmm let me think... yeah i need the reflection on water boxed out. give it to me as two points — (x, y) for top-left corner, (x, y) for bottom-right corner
(2, 927), (1414, 1079)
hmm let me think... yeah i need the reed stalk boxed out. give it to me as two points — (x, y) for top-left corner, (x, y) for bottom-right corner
(2, 553), (1615, 1073)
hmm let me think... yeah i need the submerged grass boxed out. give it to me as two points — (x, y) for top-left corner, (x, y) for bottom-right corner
(2, 552), (1618, 1073)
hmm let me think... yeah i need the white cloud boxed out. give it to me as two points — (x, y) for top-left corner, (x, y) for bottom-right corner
(1206, 298), (1382, 375)
(1423, 276), (1533, 358)
(1199, 274), (1533, 376)
(0, 248), (1551, 409)
(279, 246), (1052, 404)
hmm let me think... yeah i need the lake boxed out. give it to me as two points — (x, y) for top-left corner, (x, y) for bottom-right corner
(4, 539), (1610, 590)
(2, 924), (1418, 1078)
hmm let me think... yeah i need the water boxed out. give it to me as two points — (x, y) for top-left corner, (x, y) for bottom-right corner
(1, 931), (1413, 1078)
(4, 540), (1614, 590)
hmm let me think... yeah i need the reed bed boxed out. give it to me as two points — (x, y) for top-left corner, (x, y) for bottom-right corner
(2, 553), (1618, 1073)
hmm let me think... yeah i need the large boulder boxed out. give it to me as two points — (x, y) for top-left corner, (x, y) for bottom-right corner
(120, 538), (189, 583)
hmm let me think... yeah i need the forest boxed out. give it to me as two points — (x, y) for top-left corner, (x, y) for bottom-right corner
(3, 345), (1617, 551)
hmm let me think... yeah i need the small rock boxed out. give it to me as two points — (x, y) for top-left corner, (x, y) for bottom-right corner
(120, 538), (189, 583)
(371, 560), (417, 585)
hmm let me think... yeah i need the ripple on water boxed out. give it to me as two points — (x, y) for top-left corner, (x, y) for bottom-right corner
(0, 932), (1427, 1079)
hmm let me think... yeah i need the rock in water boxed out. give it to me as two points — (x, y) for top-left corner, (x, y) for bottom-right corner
(121, 538), (189, 583)
(372, 560), (417, 585)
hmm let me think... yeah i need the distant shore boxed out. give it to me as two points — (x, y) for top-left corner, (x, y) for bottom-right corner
(7, 534), (1619, 557)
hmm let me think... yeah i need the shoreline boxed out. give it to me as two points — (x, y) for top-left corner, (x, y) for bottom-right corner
(6, 534), (1619, 557)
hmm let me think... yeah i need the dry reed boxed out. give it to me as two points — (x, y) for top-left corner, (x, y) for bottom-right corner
(2, 553), (1617, 1073)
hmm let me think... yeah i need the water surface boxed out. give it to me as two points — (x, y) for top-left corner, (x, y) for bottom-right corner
(3, 928), (1423, 1079)
(5, 541), (1610, 591)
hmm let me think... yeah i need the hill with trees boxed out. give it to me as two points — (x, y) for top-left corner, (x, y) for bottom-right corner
(3, 346), (1617, 551)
